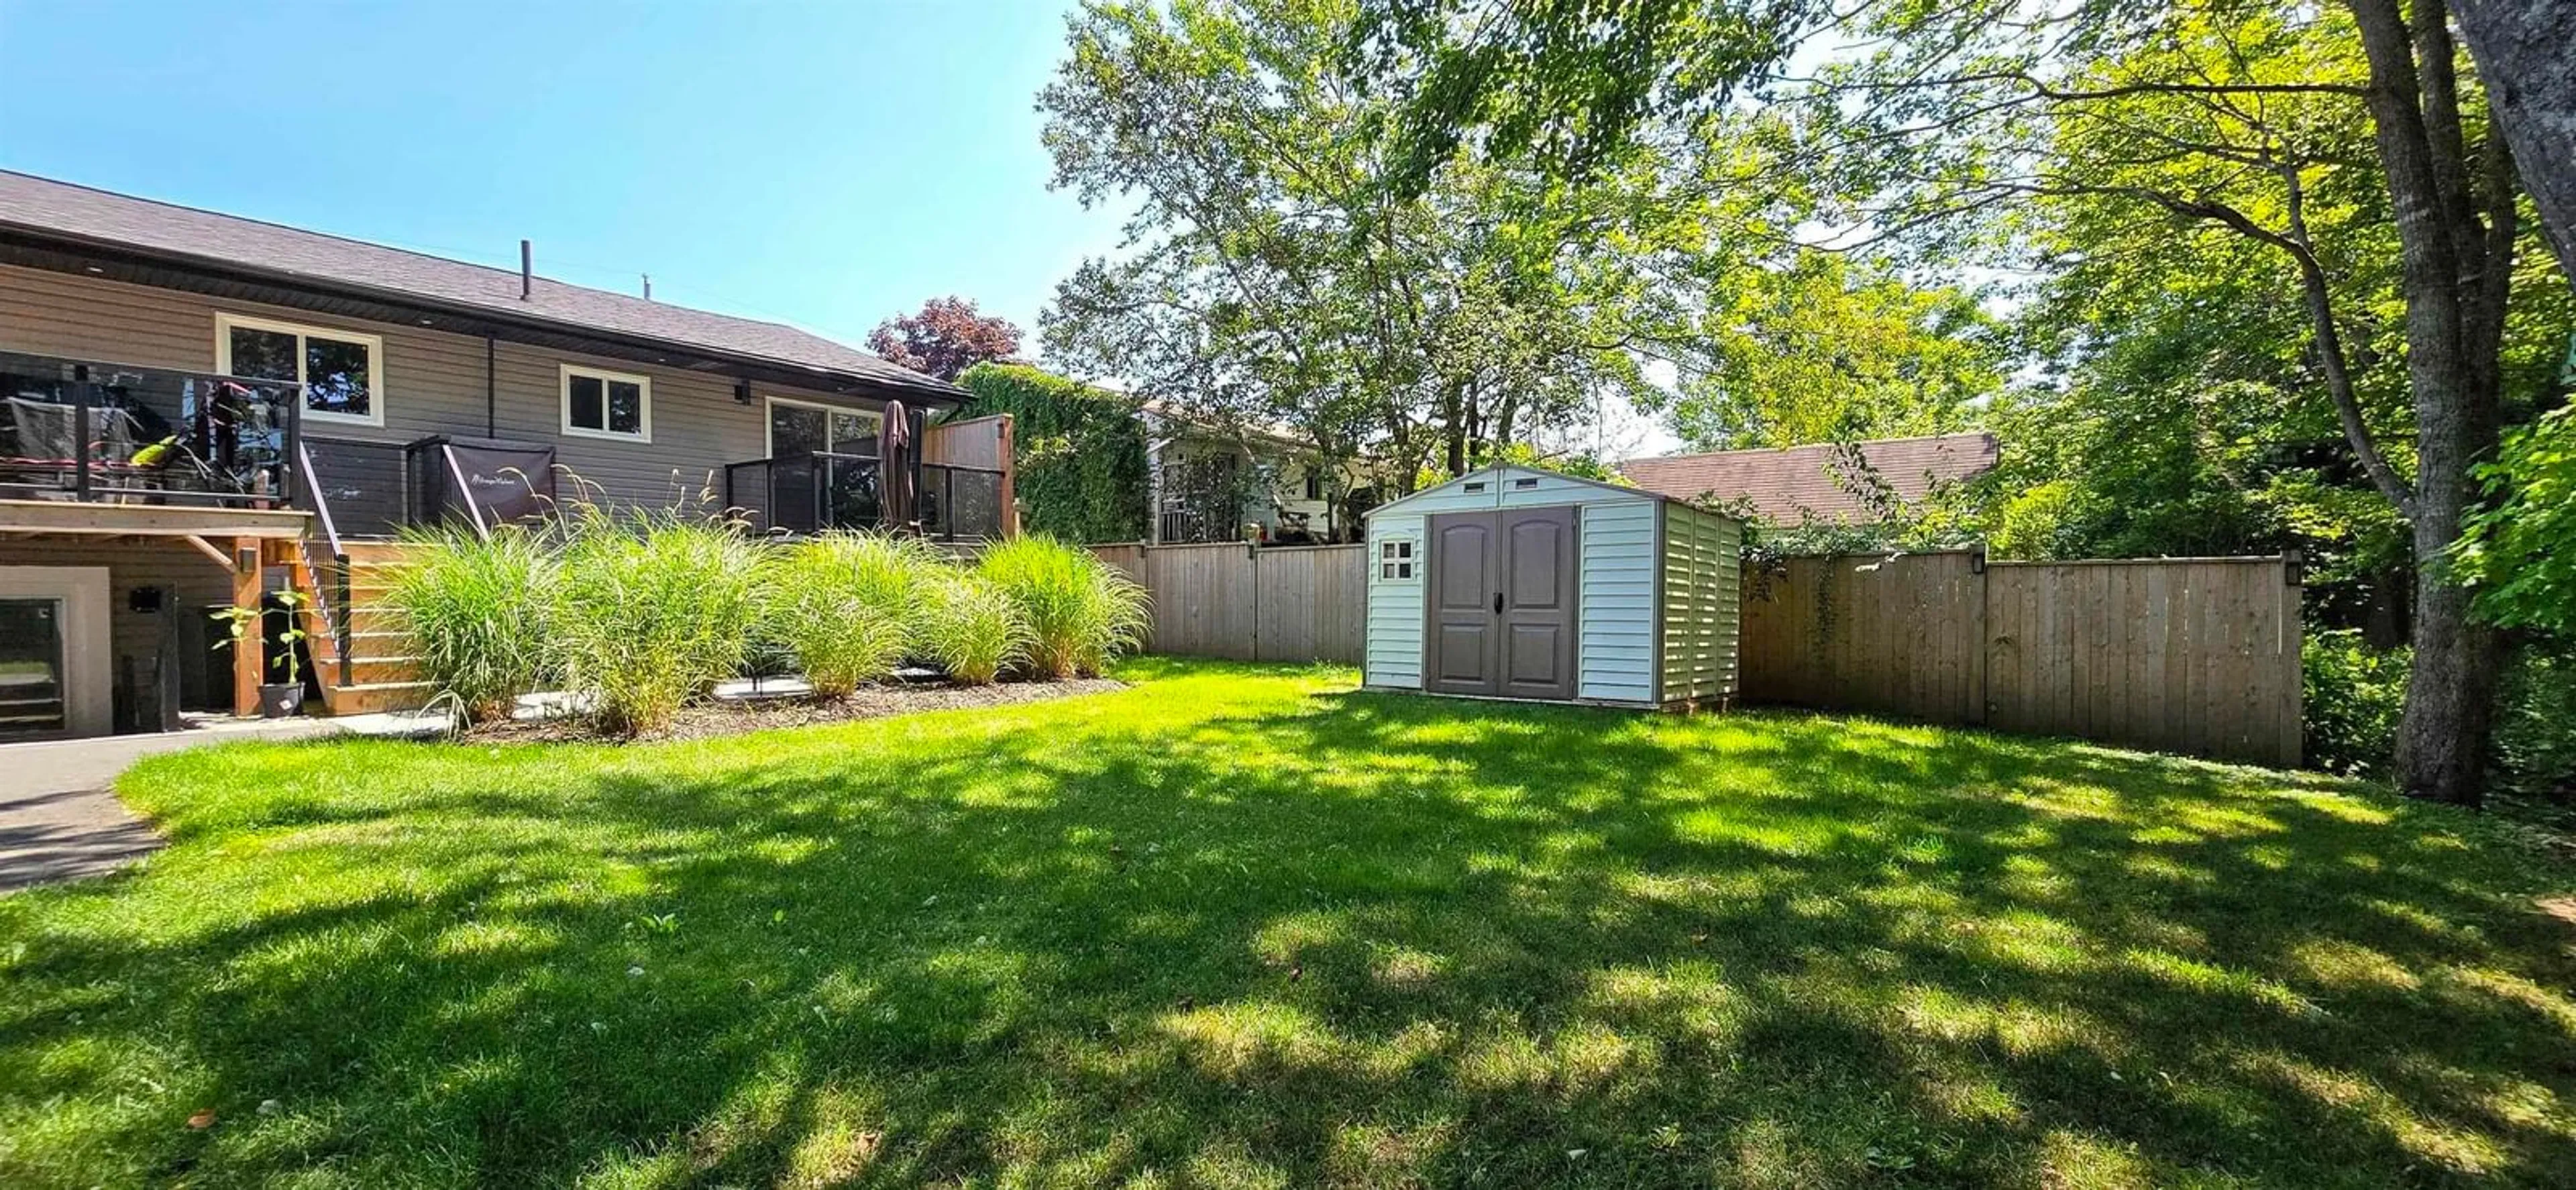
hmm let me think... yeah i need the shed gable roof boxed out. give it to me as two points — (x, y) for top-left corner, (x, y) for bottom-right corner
(0, 170), (963, 401)
(1365, 463), (1664, 519)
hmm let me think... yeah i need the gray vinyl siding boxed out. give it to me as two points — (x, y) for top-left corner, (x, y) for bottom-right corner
(1362, 511), (1426, 688)
(1576, 498), (1657, 704)
(1658, 503), (1742, 704)
(0, 262), (890, 516)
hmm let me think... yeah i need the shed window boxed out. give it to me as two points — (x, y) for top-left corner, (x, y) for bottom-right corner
(1378, 537), (1415, 580)
(561, 364), (651, 441)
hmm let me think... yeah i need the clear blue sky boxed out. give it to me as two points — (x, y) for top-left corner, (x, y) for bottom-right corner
(0, 0), (1124, 356)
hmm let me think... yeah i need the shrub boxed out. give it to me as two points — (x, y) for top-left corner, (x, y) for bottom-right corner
(2497, 642), (2576, 803)
(2457, 404), (2576, 637)
(763, 532), (944, 697)
(974, 535), (1150, 678)
(918, 574), (1030, 685)
(383, 524), (557, 722)
(551, 508), (767, 735)
(2304, 629), (2408, 777)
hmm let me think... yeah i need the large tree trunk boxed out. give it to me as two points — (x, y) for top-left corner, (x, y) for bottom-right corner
(2449, 0), (2576, 285)
(2347, 0), (2513, 806)
(2399, 538), (2504, 806)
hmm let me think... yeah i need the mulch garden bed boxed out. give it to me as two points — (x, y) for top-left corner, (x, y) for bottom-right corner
(455, 677), (1128, 745)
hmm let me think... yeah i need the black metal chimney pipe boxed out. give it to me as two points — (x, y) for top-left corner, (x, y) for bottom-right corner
(519, 239), (532, 300)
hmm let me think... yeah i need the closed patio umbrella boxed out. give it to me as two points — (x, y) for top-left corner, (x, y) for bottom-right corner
(879, 399), (914, 534)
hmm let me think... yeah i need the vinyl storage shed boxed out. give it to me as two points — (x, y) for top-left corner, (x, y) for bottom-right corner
(1363, 464), (1743, 708)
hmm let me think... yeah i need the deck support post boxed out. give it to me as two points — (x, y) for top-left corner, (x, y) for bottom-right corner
(231, 537), (263, 716)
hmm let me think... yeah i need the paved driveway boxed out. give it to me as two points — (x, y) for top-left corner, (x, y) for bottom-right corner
(0, 714), (441, 894)
(0, 786), (166, 894)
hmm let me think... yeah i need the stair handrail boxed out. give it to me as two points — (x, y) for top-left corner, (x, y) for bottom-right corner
(292, 438), (356, 688)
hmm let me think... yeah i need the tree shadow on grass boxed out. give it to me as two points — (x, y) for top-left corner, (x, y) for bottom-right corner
(2, 667), (2572, 1187)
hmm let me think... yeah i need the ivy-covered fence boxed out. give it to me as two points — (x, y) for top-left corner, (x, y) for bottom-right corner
(955, 363), (1150, 543)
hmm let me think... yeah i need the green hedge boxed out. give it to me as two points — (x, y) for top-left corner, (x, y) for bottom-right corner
(956, 362), (1150, 543)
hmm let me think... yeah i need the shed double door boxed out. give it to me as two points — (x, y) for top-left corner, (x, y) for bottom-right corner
(1426, 506), (1579, 699)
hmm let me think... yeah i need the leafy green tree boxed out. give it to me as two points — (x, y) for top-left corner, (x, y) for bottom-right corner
(1350, 0), (2576, 293)
(1343, 0), (1813, 196)
(1639, 251), (2004, 449)
(1038, 0), (1649, 490)
(2458, 405), (2576, 637)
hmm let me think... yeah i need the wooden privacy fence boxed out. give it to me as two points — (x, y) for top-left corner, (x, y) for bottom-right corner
(1091, 542), (1366, 663)
(1738, 551), (2302, 767)
(1093, 539), (2302, 767)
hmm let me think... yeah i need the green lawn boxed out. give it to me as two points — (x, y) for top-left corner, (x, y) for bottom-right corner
(3, 661), (2571, 1187)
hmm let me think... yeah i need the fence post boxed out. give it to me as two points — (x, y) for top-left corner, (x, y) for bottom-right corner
(1972, 545), (1992, 724)
(2280, 550), (2304, 767)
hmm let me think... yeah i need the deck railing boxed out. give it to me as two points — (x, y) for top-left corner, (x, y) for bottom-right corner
(292, 437), (356, 688)
(299, 437), (410, 538)
(0, 349), (302, 508)
(724, 452), (1006, 541)
(724, 451), (883, 536)
(920, 462), (1006, 541)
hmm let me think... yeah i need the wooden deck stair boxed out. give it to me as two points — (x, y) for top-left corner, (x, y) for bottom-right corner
(288, 539), (434, 715)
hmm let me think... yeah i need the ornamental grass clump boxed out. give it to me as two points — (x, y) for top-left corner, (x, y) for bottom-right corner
(763, 531), (945, 697)
(918, 574), (1030, 686)
(974, 535), (1150, 678)
(551, 508), (767, 735)
(383, 523), (557, 723)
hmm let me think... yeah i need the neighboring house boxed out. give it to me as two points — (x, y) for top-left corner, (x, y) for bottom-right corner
(1142, 404), (1348, 545)
(1617, 432), (1999, 523)
(0, 170), (1013, 737)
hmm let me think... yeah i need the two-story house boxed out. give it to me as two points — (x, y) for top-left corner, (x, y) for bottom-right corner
(0, 171), (1014, 738)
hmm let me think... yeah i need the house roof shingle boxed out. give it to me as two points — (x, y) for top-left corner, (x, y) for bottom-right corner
(0, 170), (961, 401)
(1617, 432), (1999, 523)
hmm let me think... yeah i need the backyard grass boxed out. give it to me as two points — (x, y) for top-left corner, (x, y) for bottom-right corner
(2, 660), (2572, 1187)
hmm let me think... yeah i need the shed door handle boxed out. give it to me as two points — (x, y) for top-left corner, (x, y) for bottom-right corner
(1492, 592), (1504, 614)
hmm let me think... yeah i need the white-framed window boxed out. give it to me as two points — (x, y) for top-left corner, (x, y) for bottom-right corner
(215, 313), (384, 427)
(765, 395), (882, 457)
(560, 364), (653, 442)
(1377, 537), (1416, 581)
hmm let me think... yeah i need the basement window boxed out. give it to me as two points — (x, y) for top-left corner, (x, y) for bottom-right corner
(561, 364), (652, 442)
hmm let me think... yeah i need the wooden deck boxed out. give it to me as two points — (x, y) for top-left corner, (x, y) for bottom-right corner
(0, 498), (311, 540)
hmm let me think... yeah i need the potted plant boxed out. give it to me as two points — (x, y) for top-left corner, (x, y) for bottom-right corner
(212, 590), (311, 718)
